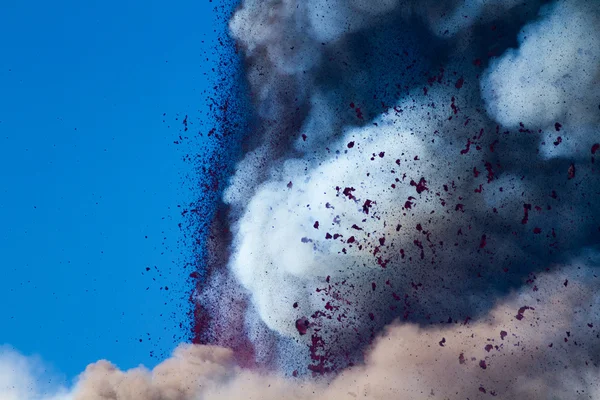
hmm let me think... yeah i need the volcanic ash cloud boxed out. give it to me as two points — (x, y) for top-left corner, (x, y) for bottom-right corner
(5, 0), (600, 399)
(4, 262), (600, 399)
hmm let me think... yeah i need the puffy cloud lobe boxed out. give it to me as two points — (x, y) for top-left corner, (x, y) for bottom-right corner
(230, 93), (450, 338)
(481, 0), (600, 143)
(228, 79), (600, 354)
(0, 347), (70, 400)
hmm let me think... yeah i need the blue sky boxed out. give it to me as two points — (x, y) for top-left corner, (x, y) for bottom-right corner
(0, 0), (219, 382)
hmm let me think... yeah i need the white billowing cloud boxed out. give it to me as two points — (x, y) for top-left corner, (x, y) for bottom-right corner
(224, 0), (600, 351)
(226, 72), (599, 347)
(230, 98), (435, 337)
(0, 347), (70, 400)
(481, 0), (600, 133)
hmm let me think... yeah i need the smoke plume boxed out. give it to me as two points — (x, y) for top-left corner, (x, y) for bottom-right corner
(213, 0), (600, 374)
(4, 0), (599, 398)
